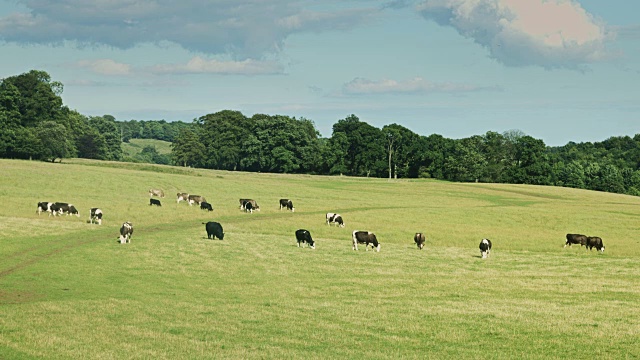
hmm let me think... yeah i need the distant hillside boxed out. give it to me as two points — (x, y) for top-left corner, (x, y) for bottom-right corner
(121, 139), (172, 164)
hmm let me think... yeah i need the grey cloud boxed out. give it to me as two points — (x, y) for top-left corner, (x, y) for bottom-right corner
(0, 0), (378, 58)
(342, 77), (500, 95)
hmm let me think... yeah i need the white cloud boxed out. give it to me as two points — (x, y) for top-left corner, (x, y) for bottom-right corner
(0, 1), (377, 58)
(76, 59), (132, 75)
(417, 0), (613, 68)
(149, 57), (284, 75)
(342, 77), (498, 95)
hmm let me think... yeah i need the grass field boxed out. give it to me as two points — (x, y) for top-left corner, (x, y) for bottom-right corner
(121, 138), (173, 157)
(1, 158), (640, 359)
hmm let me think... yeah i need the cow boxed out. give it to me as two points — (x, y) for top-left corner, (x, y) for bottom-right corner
(204, 221), (224, 240)
(244, 201), (255, 213)
(200, 202), (213, 211)
(565, 233), (587, 248)
(37, 201), (53, 215)
(479, 238), (492, 258)
(279, 199), (295, 212)
(177, 193), (189, 204)
(414, 233), (426, 250)
(586, 236), (605, 253)
(150, 198), (162, 206)
(149, 189), (165, 198)
(352, 231), (380, 252)
(119, 222), (133, 244)
(326, 213), (345, 227)
(51, 202), (79, 217)
(188, 195), (206, 206)
(240, 199), (260, 212)
(295, 229), (315, 249)
(90, 208), (103, 225)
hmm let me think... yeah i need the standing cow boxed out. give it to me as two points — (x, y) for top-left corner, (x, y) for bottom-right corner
(204, 221), (224, 240)
(239, 199), (260, 212)
(51, 203), (79, 217)
(295, 229), (315, 249)
(326, 213), (345, 227)
(90, 208), (103, 225)
(479, 238), (492, 258)
(200, 202), (213, 211)
(586, 236), (605, 253)
(149, 189), (165, 198)
(188, 195), (206, 206)
(565, 233), (587, 248)
(37, 202), (53, 215)
(352, 231), (380, 252)
(280, 199), (295, 212)
(414, 233), (426, 250)
(177, 193), (189, 204)
(150, 198), (162, 206)
(119, 222), (133, 244)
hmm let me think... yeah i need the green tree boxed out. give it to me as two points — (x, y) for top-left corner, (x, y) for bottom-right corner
(34, 121), (73, 162)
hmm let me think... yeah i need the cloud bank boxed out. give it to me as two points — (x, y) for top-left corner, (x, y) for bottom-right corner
(0, 1), (376, 58)
(417, 0), (613, 68)
(342, 77), (499, 95)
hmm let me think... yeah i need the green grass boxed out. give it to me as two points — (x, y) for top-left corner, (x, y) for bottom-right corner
(1, 159), (640, 359)
(121, 138), (172, 157)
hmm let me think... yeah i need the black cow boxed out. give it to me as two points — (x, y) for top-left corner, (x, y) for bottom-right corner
(352, 231), (380, 252)
(479, 238), (492, 258)
(414, 233), (426, 250)
(90, 208), (103, 225)
(280, 199), (295, 212)
(565, 233), (587, 248)
(119, 222), (133, 244)
(37, 201), (53, 215)
(326, 213), (345, 227)
(200, 202), (213, 211)
(150, 198), (162, 206)
(586, 236), (605, 252)
(295, 229), (315, 249)
(204, 221), (224, 240)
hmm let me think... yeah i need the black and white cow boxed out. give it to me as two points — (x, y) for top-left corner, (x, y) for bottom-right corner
(37, 201), (53, 215)
(244, 201), (255, 213)
(188, 195), (206, 206)
(414, 233), (426, 250)
(119, 222), (133, 244)
(240, 199), (260, 212)
(204, 221), (224, 240)
(295, 229), (315, 249)
(279, 199), (295, 212)
(177, 193), (189, 204)
(149, 188), (165, 198)
(51, 202), (79, 217)
(586, 236), (605, 252)
(150, 198), (162, 206)
(565, 233), (587, 248)
(352, 231), (380, 252)
(90, 208), (103, 225)
(200, 201), (213, 211)
(479, 238), (492, 258)
(326, 213), (345, 227)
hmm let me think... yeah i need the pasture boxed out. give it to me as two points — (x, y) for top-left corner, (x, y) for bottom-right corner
(1, 158), (640, 359)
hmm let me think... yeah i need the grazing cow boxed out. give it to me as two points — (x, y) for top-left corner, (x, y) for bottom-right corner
(240, 199), (260, 212)
(586, 236), (605, 253)
(244, 201), (255, 213)
(37, 201), (53, 215)
(352, 231), (380, 252)
(565, 233), (587, 248)
(149, 189), (165, 198)
(119, 222), (133, 244)
(150, 198), (162, 206)
(414, 233), (426, 250)
(51, 203), (79, 217)
(90, 208), (103, 225)
(188, 195), (206, 206)
(204, 221), (224, 240)
(177, 193), (189, 204)
(479, 238), (492, 258)
(279, 199), (295, 212)
(326, 213), (345, 227)
(295, 229), (315, 249)
(200, 201), (213, 211)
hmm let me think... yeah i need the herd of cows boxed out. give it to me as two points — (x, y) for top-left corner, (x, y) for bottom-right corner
(35, 188), (605, 257)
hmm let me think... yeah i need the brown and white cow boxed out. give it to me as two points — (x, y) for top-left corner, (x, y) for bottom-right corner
(188, 195), (206, 206)
(177, 193), (189, 204)
(352, 231), (380, 252)
(240, 199), (260, 212)
(149, 189), (165, 198)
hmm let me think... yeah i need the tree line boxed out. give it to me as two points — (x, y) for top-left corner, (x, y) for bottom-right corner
(2, 70), (640, 196)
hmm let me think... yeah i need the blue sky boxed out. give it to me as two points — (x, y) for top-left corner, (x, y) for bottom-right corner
(0, 0), (638, 146)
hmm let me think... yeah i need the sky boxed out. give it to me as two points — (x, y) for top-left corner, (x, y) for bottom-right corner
(0, 0), (638, 146)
